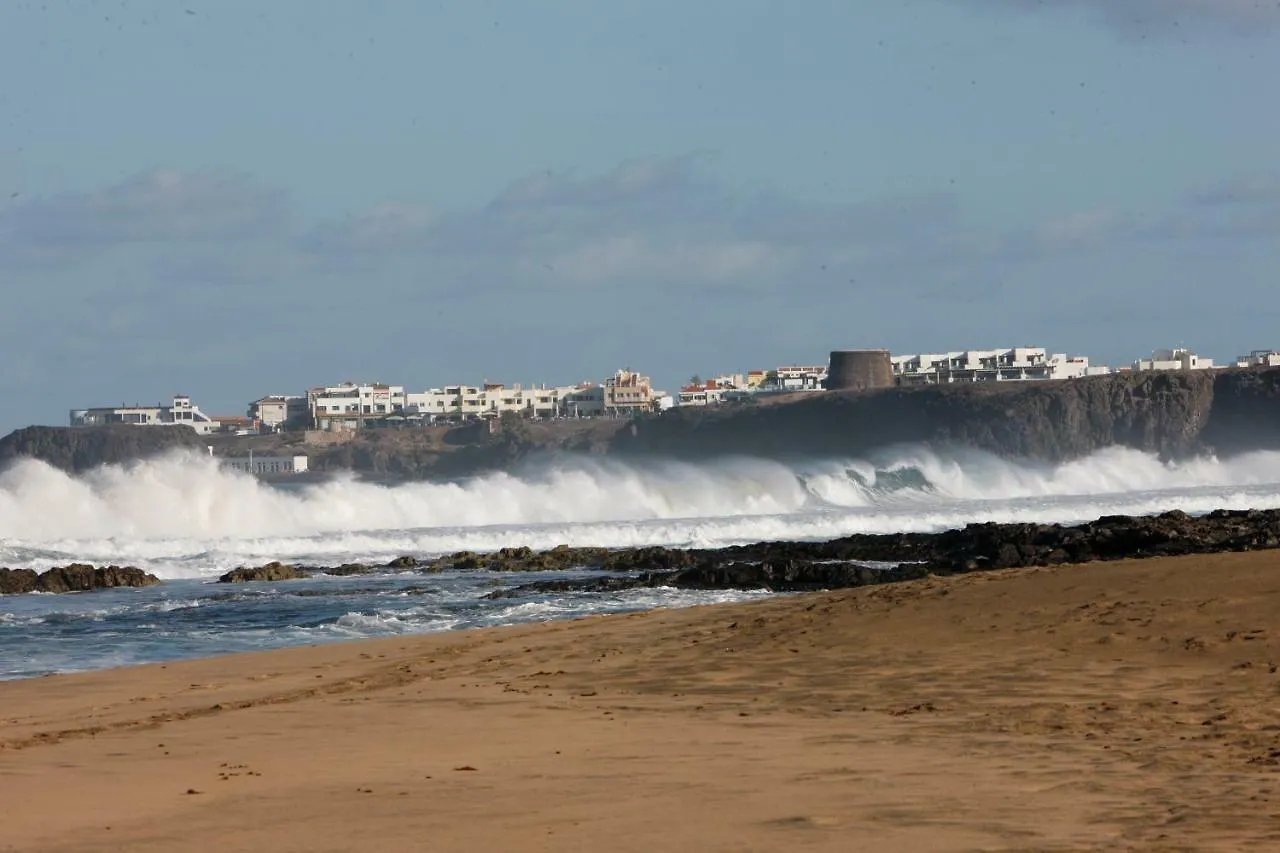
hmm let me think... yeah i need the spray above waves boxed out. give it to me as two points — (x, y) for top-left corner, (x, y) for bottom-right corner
(3, 446), (1280, 576)
(0, 450), (817, 541)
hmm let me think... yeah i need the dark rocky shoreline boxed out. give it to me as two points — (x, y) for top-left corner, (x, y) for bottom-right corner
(0, 564), (161, 595)
(6, 509), (1279, 598)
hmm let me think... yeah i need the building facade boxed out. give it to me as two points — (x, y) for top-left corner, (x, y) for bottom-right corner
(307, 383), (407, 430)
(405, 383), (581, 421)
(677, 365), (829, 406)
(603, 369), (662, 415)
(249, 395), (309, 430)
(678, 379), (736, 407)
(220, 453), (310, 475)
(892, 348), (1108, 385)
(70, 395), (222, 435)
(1235, 350), (1280, 369)
(1132, 349), (1214, 372)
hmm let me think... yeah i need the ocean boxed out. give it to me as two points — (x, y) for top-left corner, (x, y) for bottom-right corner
(4, 445), (1280, 680)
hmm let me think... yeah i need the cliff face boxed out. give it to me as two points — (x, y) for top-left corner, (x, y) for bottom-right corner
(0, 425), (208, 473)
(1199, 368), (1280, 455)
(5, 368), (1280, 478)
(613, 368), (1280, 462)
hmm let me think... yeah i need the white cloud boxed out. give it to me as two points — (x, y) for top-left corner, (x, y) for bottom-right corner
(0, 169), (286, 267)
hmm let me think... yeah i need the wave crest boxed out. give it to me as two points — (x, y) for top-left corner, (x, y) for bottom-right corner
(2, 445), (1280, 577)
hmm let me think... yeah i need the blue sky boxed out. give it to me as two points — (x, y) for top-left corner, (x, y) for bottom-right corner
(1, 0), (1278, 431)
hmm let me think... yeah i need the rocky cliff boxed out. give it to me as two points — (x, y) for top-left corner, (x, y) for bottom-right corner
(0, 424), (209, 474)
(5, 368), (1280, 477)
(612, 367), (1280, 462)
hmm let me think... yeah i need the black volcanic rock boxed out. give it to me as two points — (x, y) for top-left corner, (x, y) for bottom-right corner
(0, 568), (39, 595)
(0, 564), (161, 595)
(484, 509), (1280, 597)
(218, 562), (303, 583)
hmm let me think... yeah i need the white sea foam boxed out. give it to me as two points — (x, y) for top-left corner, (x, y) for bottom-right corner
(2, 446), (1280, 578)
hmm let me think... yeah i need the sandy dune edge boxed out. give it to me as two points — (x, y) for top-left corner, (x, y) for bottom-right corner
(2, 551), (1278, 852)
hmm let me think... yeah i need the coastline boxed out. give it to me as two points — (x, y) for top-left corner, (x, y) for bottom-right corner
(3, 550), (1277, 852)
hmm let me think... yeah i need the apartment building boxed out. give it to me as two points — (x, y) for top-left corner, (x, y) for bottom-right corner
(405, 383), (579, 420)
(307, 382), (407, 430)
(604, 369), (665, 415)
(892, 347), (1108, 385)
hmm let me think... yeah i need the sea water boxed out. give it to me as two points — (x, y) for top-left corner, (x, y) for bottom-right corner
(4, 445), (1280, 680)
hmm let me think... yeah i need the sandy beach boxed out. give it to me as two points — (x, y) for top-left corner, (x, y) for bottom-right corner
(2, 550), (1278, 852)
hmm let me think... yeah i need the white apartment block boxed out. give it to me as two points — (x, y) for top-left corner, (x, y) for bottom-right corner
(405, 383), (581, 420)
(1235, 350), (1280, 368)
(248, 395), (308, 430)
(70, 395), (222, 435)
(307, 382), (407, 430)
(402, 370), (666, 422)
(772, 365), (828, 391)
(297, 370), (668, 430)
(1132, 348), (1214, 372)
(892, 347), (1109, 385)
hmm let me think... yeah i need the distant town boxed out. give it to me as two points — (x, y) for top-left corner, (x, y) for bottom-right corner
(67, 345), (1280, 451)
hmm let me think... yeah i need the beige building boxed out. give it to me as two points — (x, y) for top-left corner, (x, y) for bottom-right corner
(604, 369), (663, 415)
(249, 395), (308, 430)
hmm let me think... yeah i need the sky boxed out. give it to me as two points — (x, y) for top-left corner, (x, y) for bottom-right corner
(1, 0), (1278, 431)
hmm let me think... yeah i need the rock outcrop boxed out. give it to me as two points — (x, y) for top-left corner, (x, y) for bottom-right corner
(0, 425), (208, 474)
(209, 508), (1280, 595)
(0, 564), (161, 595)
(484, 508), (1280, 597)
(217, 562), (304, 583)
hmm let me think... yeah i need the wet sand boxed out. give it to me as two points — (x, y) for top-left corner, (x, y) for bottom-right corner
(2, 550), (1278, 852)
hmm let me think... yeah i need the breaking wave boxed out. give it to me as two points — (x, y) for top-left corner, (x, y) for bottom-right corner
(2, 446), (1280, 578)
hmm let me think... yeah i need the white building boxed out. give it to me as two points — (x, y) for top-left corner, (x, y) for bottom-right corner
(772, 365), (828, 391)
(679, 381), (734, 407)
(405, 383), (580, 421)
(70, 395), (222, 435)
(1132, 348), (1214, 372)
(892, 347), (1109, 385)
(307, 383), (407, 430)
(563, 385), (606, 417)
(1236, 350), (1280, 369)
(677, 365), (829, 406)
(248, 395), (308, 431)
(221, 453), (310, 476)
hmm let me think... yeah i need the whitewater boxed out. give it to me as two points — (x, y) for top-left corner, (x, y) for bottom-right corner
(4, 444), (1280, 679)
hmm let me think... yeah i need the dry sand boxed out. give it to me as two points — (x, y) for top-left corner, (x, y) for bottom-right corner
(2, 551), (1278, 852)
